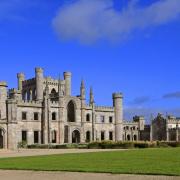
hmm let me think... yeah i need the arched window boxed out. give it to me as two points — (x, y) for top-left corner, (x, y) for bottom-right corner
(86, 114), (90, 122)
(52, 112), (57, 120)
(51, 88), (56, 95)
(67, 101), (75, 122)
(86, 131), (91, 142)
(127, 134), (131, 141)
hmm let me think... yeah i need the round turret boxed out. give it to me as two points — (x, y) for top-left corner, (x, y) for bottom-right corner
(64, 72), (72, 96)
(35, 67), (44, 101)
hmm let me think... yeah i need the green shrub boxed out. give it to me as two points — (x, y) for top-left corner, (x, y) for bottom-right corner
(167, 141), (180, 147)
(18, 141), (27, 148)
(88, 141), (101, 149)
(134, 142), (149, 148)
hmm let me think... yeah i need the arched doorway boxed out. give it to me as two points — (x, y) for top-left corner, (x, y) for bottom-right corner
(134, 135), (137, 141)
(0, 128), (4, 148)
(72, 130), (80, 143)
(127, 134), (131, 141)
(67, 101), (75, 122)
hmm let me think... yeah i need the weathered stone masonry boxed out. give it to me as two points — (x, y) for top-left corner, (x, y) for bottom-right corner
(0, 68), (179, 149)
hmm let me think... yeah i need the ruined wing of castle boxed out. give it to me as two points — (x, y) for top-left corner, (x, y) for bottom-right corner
(0, 68), (179, 149)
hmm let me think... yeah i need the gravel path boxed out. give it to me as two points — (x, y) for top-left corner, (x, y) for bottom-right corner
(0, 149), (125, 158)
(0, 170), (179, 180)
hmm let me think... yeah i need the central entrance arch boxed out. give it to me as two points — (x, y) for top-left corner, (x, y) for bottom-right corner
(0, 128), (4, 149)
(72, 130), (80, 143)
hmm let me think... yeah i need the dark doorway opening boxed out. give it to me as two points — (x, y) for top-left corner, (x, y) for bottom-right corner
(0, 129), (4, 148)
(72, 130), (80, 143)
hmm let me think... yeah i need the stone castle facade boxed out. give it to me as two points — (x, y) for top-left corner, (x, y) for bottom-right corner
(0, 68), (179, 149)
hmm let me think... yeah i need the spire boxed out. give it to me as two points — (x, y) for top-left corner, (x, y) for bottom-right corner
(80, 79), (85, 100)
(90, 86), (94, 105)
(81, 79), (85, 88)
(58, 74), (63, 97)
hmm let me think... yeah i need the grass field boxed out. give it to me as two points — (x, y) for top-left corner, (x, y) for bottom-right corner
(0, 148), (180, 176)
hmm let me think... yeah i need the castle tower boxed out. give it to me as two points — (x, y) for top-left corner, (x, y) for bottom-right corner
(113, 93), (123, 141)
(0, 82), (8, 120)
(64, 72), (71, 96)
(35, 67), (44, 101)
(17, 73), (25, 91)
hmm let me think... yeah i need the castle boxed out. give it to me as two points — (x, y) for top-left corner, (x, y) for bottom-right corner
(0, 68), (179, 149)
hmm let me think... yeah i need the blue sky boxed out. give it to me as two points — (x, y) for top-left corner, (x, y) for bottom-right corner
(0, 0), (180, 121)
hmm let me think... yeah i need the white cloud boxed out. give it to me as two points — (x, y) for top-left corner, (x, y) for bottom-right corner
(52, 0), (180, 44)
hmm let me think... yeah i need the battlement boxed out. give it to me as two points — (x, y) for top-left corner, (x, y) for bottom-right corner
(167, 119), (179, 124)
(113, 92), (123, 99)
(123, 120), (138, 125)
(22, 78), (36, 87)
(50, 101), (59, 107)
(95, 105), (114, 111)
(18, 100), (42, 107)
(9, 88), (21, 94)
(44, 77), (65, 86)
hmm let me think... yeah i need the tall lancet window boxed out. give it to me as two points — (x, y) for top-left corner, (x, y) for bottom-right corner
(67, 100), (75, 122)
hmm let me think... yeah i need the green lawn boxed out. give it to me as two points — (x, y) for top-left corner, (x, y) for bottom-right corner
(0, 148), (180, 176)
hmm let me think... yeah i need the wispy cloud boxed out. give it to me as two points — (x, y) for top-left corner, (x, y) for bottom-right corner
(131, 96), (150, 105)
(124, 107), (180, 122)
(163, 91), (180, 99)
(52, 0), (180, 44)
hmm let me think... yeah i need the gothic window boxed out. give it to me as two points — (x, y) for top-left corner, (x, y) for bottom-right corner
(101, 131), (105, 141)
(64, 126), (69, 143)
(34, 112), (39, 120)
(52, 112), (57, 120)
(22, 131), (27, 142)
(100, 116), (105, 123)
(109, 116), (113, 123)
(51, 88), (56, 98)
(22, 112), (27, 120)
(134, 135), (137, 141)
(86, 114), (90, 122)
(127, 134), (131, 141)
(67, 101), (75, 122)
(86, 131), (91, 142)
(34, 131), (39, 144)
(109, 131), (113, 140)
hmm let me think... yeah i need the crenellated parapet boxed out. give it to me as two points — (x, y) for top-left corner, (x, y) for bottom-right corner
(44, 77), (58, 86)
(50, 101), (59, 107)
(95, 105), (114, 112)
(18, 100), (42, 107)
(22, 78), (36, 87)
(9, 88), (21, 94)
